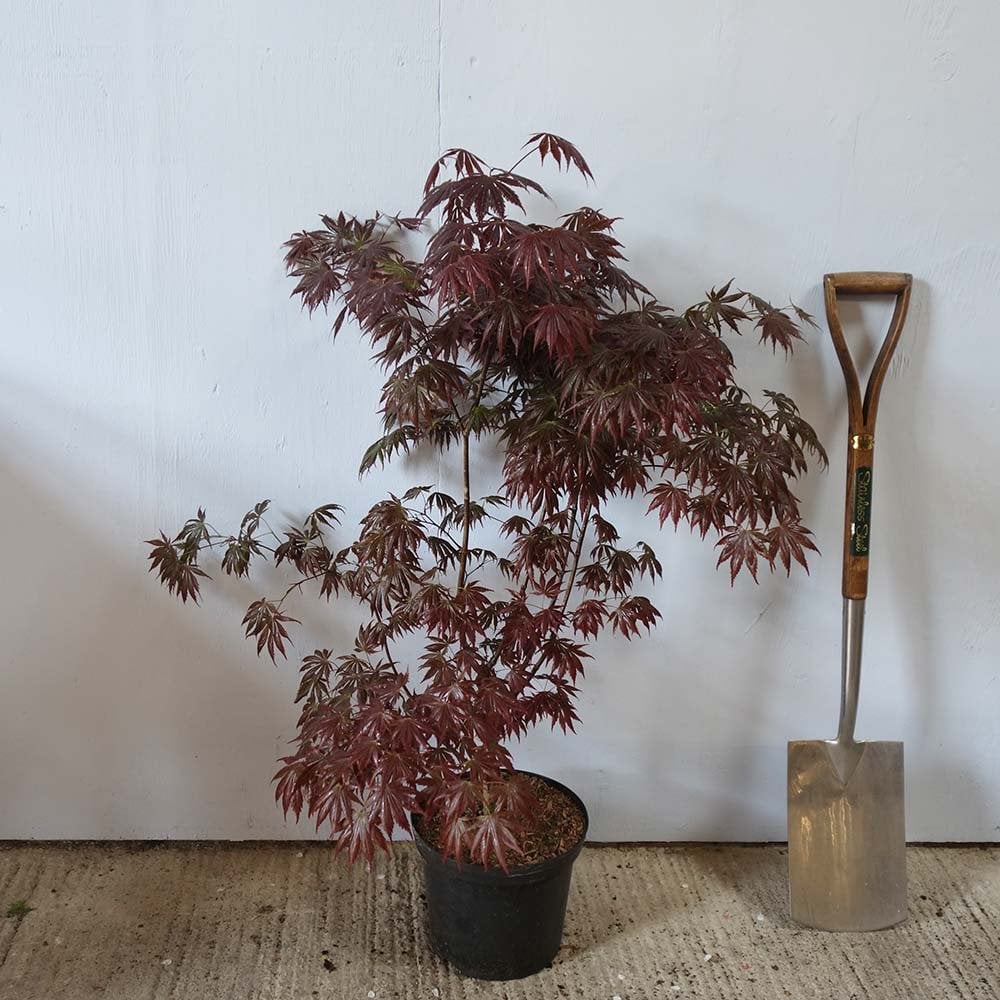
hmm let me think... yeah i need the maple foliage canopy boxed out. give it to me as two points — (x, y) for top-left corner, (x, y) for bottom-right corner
(148, 134), (826, 868)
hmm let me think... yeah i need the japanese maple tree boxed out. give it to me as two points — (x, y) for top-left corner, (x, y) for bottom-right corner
(148, 134), (826, 868)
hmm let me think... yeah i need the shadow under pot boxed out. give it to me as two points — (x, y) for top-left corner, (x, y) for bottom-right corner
(411, 771), (589, 981)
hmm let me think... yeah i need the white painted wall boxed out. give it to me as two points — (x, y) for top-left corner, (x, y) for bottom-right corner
(1, 0), (997, 841)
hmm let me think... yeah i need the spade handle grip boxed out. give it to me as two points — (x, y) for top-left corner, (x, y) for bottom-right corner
(824, 272), (912, 600)
(826, 271), (911, 296)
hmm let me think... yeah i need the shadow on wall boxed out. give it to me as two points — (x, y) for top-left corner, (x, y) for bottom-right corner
(873, 280), (996, 839)
(0, 373), (362, 840)
(0, 277), (995, 841)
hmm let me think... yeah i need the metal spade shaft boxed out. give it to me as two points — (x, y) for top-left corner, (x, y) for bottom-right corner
(839, 596), (864, 745)
(787, 271), (912, 932)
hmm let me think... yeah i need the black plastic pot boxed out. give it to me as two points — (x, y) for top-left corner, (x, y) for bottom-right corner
(412, 772), (588, 981)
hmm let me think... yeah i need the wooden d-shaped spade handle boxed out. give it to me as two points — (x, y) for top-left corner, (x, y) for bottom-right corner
(824, 272), (912, 600)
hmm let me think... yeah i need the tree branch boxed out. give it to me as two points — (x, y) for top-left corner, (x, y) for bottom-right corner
(454, 352), (494, 593)
(519, 505), (592, 688)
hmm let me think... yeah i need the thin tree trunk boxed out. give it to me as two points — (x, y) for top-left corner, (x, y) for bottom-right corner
(560, 510), (590, 615)
(454, 354), (493, 593)
(456, 430), (471, 591)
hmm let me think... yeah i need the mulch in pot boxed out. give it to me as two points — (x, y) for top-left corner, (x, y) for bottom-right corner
(417, 774), (586, 869)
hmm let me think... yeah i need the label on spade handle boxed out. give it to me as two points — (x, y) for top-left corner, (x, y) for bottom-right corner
(851, 467), (873, 556)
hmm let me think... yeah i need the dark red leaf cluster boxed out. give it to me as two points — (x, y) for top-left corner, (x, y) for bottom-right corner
(147, 135), (825, 868)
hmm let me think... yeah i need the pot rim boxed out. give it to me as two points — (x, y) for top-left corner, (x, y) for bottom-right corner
(410, 769), (589, 884)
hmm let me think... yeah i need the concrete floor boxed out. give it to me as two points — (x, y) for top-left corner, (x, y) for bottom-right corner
(0, 843), (997, 1000)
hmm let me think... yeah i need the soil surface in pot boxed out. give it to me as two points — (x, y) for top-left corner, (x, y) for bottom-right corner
(418, 774), (585, 868)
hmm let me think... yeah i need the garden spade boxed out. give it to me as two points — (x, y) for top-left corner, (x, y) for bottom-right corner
(788, 271), (912, 932)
